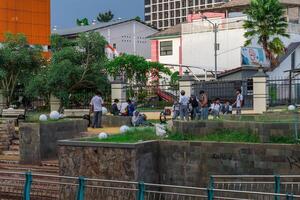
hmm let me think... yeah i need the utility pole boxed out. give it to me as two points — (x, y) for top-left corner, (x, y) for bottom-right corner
(213, 24), (218, 80)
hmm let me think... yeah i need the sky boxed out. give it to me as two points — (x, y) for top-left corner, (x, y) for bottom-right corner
(51, 0), (144, 29)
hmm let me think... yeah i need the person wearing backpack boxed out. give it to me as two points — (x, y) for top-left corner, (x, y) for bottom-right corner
(233, 89), (243, 115)
(190, 95), (200, 120)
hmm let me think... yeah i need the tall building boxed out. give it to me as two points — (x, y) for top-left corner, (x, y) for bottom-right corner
(144, 0), (226, 30)
(0, 0), (50, 50)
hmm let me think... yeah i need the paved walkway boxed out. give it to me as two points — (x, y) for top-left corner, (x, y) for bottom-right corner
(87, 127), (120, 135)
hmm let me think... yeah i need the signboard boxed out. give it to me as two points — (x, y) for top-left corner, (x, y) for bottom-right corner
(241, 47), (267, 66)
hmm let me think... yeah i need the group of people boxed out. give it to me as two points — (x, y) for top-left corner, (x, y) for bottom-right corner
(172, 89), (243, 121)
(111, 99), (136, 117)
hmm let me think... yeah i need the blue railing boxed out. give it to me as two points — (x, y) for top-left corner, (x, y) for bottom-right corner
(0, 171), (300, 200)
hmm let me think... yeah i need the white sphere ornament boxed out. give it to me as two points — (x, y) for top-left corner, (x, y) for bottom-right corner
(288, 105), (296, 111)
(102, 107), (108, 115)
(49, 111), (60, 120)
(98, 132), (108, 139)
(120, 125), (130, 133)
(8, 107), (14, 110)
(39, 114), (48, 121)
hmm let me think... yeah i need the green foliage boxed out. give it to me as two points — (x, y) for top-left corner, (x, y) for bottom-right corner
(27, 32), (110, 108)
(0, 33), (45, 106)
(106, 54), (171, 86)
(76, 18), (89, 26)
(83, 127), (260, 143)
(170, 71), (180, 89)
(135, 16), (141, 22)
(97, 10), (114, 22)
(269, 135), (295, 144)
(243, 0), (289, 66)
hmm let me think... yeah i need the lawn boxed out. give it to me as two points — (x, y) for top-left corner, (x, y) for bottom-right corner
(82, 127), (263, 144)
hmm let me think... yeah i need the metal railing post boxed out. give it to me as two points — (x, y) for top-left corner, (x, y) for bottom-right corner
(207, 188), (214, 200)
(274, 175), (280, 200)
(23, 171), (32, 200)
(286, 193), (294, 200)
(76, 176), (86, 200)
(209, 176), (215, 189)
(137, 181), (145, 200)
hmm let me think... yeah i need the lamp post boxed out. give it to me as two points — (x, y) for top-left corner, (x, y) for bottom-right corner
(201, 16), (242, 80)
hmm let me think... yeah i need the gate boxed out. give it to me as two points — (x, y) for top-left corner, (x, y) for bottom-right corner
(192, 79), (253, 108)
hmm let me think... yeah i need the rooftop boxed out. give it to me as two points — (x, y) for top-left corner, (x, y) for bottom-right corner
(52, 19), (156, 37)
(198, 0), (300, 12)
(148, 24), (182, 39)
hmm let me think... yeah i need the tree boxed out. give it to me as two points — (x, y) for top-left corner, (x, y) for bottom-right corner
(0, 33), (45, 106)
(243, 0), (289, 66)
(76, 18), (89, 26)
(135, 16), (141, 22)
(26, 32), (110, 109)
(97, 10), (114, 23)
(106, 54), (171, 86)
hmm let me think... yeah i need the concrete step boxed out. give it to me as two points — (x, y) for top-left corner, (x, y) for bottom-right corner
(11, 139), (19, 145)
(9, 145), (19, 151)
(2, 151), (19, 156)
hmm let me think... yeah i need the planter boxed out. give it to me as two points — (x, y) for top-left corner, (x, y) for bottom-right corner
(102, 115), (132, 127)
(58, 139), (300, 199)
(19, 119), (88, 165)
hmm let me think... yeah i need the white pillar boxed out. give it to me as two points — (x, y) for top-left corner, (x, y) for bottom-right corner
(253, 68), (268, 114)
(179, 71), (195, 97)
(111, 80), (127, 104)
(50, 95), (60, 112)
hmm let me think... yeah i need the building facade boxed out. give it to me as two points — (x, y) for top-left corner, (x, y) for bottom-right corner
(0, 0), (51, 49)
(53, 19), (158, 59)
(144, 0), (226, 30)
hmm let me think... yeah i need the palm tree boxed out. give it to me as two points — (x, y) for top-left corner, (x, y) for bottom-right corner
(97, 11), (114, 23)
(243, 0), (289, 66)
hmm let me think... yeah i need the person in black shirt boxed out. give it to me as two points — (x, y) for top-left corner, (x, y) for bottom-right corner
(111, 99), (120, 116)
(190, 95), (200, 120)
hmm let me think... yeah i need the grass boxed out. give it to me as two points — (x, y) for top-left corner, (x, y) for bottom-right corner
(25, 111), (69, 123)
(269, 135), (296, 144)
(83, 127), (261, 144)
(82, 127), (160, 143)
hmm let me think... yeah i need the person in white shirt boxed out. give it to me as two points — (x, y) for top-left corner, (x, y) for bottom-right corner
(233, 89), (243, 115)
(210, 98), (221, 119)
(90, 91), (104, 128)
(179, 90), (189, 121)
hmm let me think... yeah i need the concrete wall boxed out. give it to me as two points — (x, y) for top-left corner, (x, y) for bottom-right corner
(19, 120), (87, 164)
(58, 140), (300, 190)
(172, 120), (299, 143)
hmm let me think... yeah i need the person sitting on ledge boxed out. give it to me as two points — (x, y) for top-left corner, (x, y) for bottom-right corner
(132, 110), (149, 126)
(127, 99), (135, 117)
(111, 99), (120, 116)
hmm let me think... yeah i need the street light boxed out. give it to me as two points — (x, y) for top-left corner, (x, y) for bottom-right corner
(201, 16), (242, 80)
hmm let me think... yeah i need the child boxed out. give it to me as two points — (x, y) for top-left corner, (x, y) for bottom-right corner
(179, 90), (189, 121)
(111, 99), (120, 116)
(172, 100), (180, 120)
(210, 98), (221, 119)
(223, 101), (233, 115)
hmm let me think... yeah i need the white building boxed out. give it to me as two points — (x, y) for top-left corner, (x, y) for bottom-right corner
(149, 15), (300, 79)
(53, 19), (158, 59)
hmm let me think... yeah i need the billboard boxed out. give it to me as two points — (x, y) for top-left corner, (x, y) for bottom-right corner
(241, 47), (267, 66)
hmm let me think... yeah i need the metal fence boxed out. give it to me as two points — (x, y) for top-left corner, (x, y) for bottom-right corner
(192, 79), (253, 108)
(0, 171), (300, 200)
(268, 77), (300, 107)
(210, 175), (300, 197)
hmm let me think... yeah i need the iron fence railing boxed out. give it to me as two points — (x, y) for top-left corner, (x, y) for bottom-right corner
(210, 174), (300, 198)
(192, 79), (253, 108)
(0, 171), (300, 200)
(267, 78), (300, 107)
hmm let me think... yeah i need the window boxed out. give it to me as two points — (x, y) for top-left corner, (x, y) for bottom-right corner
(160, 41), (173, 56)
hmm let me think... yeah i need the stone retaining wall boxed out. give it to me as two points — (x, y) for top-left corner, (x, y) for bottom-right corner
(19, 120), (88, 165)
(0, 120), (15, 153)
(58, 140), (158, 200)
(58, 140), (300, 196)
(172, 120), (300, 142)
